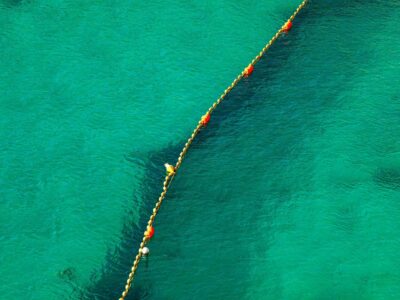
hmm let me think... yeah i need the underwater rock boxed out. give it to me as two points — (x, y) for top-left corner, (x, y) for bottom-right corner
(2, 0), (24, 7)
(58, 267), (76, 282)
(374, 167), (400, 190)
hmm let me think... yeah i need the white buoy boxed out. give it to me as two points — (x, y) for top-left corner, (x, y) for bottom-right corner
(141, 247), (150, 256)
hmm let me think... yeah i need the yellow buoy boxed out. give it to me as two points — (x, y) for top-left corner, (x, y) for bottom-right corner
(164, 163), (175, 175)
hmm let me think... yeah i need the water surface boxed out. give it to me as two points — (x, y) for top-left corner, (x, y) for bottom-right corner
(1, 1), (400, 299)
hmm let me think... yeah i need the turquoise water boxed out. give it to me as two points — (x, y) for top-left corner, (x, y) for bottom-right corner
(1, 0), (400, 299)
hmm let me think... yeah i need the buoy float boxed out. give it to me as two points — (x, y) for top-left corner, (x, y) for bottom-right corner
(282, 21), (293, 33)
(244, 64), (254, 77)
(141, 247), (150, 255)
(200, 113), (211, 126)
(164, 163), (175, 175)
(145, 226), (155, 239)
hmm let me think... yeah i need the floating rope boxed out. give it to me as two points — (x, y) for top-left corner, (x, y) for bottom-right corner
(119, 1), (308, 298)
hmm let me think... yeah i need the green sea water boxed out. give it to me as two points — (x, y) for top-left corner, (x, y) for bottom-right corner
(1, 0), (400, 299)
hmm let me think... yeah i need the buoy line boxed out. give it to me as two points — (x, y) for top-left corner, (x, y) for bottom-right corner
(119, 1), (309, 299)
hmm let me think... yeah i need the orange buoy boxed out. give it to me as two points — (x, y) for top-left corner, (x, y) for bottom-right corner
(201, 113), (211, 126)
(145, 226), (155, 239)
(283, 21), (293, 33)
(244, 64), (254, 77)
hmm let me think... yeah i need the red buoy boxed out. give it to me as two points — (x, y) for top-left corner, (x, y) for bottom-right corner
(201, 113), (211, 126)
(244, 64), (254, 77)
(283, 21), (293, 33)
(145, 226), (155, 239)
